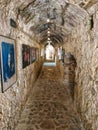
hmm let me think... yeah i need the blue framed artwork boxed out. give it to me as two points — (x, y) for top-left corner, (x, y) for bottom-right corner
(0, 36), (16, 93)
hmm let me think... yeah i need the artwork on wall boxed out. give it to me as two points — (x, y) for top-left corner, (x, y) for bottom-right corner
(0, 36), (16, 92)
(22, 44), (30, 69)
(30, 47), (36, 63)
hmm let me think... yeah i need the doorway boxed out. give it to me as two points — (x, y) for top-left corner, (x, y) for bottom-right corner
(45, 44), (55, 61)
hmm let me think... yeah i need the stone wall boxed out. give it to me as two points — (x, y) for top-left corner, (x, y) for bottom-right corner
(0, 5), (42, 130)
(63, 9), (98, 130)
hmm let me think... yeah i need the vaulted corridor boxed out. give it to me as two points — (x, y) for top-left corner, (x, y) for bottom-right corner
(0, 0), (98, 130)
(15, 64), (83, 130)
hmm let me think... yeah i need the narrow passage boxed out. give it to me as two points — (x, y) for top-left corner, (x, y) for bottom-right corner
(15, 65), (83, 130)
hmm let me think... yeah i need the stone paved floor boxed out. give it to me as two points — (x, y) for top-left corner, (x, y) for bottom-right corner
(15, 66), (84, 130)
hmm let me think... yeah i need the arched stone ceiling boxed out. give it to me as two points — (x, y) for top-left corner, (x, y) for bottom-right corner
(0, 0), (98, 45)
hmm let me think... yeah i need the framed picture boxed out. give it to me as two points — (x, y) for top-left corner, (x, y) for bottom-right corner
(22, 44), (30, 68)
(0, 36), (16, 92)
(30, 47), (36, 63)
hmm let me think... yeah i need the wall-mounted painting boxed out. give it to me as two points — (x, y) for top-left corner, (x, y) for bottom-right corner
(0, 36), (16, 93)
(22, 44), (30, 69)
(30, 47), (36, 63)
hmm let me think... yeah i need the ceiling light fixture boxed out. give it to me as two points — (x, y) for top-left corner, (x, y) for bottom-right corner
(47, 30), (50, 34)
(48, 37), (50, 40)
(47, 18), (50, 23)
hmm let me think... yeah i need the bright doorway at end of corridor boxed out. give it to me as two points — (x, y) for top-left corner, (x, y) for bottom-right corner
(45, 44), (55, 61)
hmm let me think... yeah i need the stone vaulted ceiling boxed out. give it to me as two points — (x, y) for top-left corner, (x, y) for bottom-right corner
(0, 0), (98, 45)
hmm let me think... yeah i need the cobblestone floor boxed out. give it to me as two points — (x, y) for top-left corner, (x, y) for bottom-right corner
(15, 66), (84, 130)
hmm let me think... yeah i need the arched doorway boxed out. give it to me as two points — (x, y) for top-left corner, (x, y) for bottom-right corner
(45, 44), (55, 61)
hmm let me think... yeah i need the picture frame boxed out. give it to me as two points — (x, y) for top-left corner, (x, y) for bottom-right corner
(30, 47), (36, 64)
(0, 36), (16, 93)
(22, 44), (30, 68)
